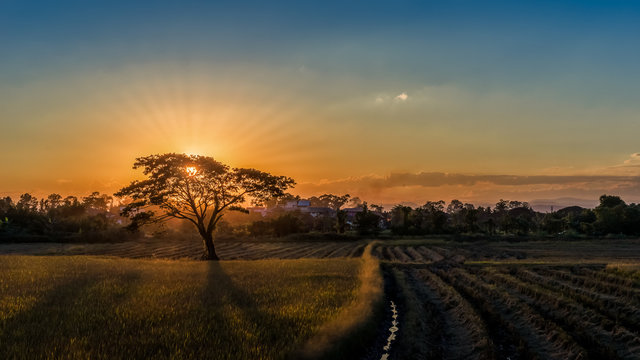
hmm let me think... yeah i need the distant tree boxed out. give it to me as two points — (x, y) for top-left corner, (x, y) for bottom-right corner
(17, 193), (38, 212)
(420, 200), (447, 233)
(271, 212), (306, 237)
(598, 194), (625, 209)
(355, 202), (380, 236)
(82, 192), (112, 212)
(115, 153), (295, 260)
(592, 194), (640, 236)
(348, 196), (362, 207)
(63, 196), (79, 207)
(446, 199), (464, 214)
(44, 194), (62, 211)
(446, 200), (465, 232)
(319, 194), (351, 233)
(369, 204), (384, 213)
(390, 205), (413, 235)
(263, 193), (299, 208)
(541, 212), (566, 234)
(460, 204), (478, 233)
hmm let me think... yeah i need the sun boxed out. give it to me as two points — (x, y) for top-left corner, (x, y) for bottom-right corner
(185, 166), (198, 177)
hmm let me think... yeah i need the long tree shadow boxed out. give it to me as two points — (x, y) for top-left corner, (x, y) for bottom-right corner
(0, 270), (141, 359)
(201, 261), (319, 360)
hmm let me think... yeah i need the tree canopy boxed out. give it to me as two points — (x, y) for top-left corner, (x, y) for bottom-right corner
(115, 153), (295, 259)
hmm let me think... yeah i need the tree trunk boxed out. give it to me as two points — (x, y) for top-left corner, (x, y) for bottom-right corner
(201, 233), (220, 260)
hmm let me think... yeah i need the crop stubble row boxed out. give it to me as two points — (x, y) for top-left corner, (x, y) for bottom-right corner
(381, 245), (640, 359)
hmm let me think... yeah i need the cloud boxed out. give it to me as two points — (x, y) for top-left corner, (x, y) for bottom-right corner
(317, 172), (640, 189)
(294, 172), (640, 205)
(394, 92), (408, 101)
(623, 153), (640, 165)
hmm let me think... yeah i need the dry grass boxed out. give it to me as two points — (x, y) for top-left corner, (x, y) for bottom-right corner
(0, 255), (362, 359)
(296, 242), (383, 359)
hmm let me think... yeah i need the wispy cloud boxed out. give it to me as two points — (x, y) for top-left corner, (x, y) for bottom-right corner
(394, 92), (408, 101)
(304, 172), (640, 189)
(623, 153), (640, 166)
(294, 171), (640, 205)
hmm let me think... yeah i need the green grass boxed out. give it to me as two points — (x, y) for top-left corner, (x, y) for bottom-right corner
(0, 256), (362, 360)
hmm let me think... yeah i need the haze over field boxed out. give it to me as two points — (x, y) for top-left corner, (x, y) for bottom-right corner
(2, 0), (639, 206)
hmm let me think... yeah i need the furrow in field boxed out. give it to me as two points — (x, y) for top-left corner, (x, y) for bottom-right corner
(277, 243), (330, 259)
(516, 268), (640, 333)
(224, 243), (281, 259)
(321, 243), (351, 258)
(294, 243), (337, 258)
(327, 243), (356, 258)
(383, 247), (396, 262)
(391, 247), (412, 263)
(346, 243), (366, 258)
(104, 244), (151, 258)
(150, 245), (191, 258)
(435, 266), (588, 360)
(218, 243), (256, 259)
(546, 268), (640, 302)
(404, 247), (425, 262)
(410, 268), (493, 360)
(248, 244), (304, 259)
(477, 268), (640, 359)
(416, 246), (444, 262)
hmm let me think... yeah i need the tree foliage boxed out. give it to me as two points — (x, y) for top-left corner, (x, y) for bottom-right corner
(115, 153), (295, 259)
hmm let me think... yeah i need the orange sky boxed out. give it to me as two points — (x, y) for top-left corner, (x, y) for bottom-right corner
(2, 66), (640, 207)
(3, 2), (640, 207)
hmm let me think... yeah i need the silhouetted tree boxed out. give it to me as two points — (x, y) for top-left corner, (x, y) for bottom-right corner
(355, 202), (380, 236)
(420, 200), (447, 233)
(594, 195), (626, 235)
(319, 194), (351, 233)
(115, 153), (295, 260)
(390, 205), (413, 235)
(82, 191), (112, 212)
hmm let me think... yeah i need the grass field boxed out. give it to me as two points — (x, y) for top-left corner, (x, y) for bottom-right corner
(0, 256), (365, 359)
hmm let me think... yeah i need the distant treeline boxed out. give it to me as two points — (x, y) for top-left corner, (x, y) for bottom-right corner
(218, 195), (640, 239)
(0, 192), (133, 242)
(385, 195), (640, 237)
(1, 192), (639, 242)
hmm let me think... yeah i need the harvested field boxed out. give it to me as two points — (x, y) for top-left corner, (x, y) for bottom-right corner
(376, 239), (640, 359)
(3, 238), (640, 358)
(0, 239), (368, 260)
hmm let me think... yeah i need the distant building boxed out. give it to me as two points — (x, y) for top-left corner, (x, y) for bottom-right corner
(304, 207), (336, 218)
(284, 200), (310, 210)
(343, 206), (364, 226)
(248, 200), (334, 218)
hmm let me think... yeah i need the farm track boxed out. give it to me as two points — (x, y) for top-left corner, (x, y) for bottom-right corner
(0, 240), (368, 260)
(375, 243), (640, 360)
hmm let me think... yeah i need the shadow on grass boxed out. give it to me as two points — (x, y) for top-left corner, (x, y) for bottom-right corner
(202, 261), (321, 360)
(0, 270), (141, 359)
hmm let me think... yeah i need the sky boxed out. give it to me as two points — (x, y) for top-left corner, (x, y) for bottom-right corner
(1, 0), (640, 208)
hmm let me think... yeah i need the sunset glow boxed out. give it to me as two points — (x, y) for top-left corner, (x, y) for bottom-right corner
(185, 166), (198, 177)
(2, 1), (639, 207)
